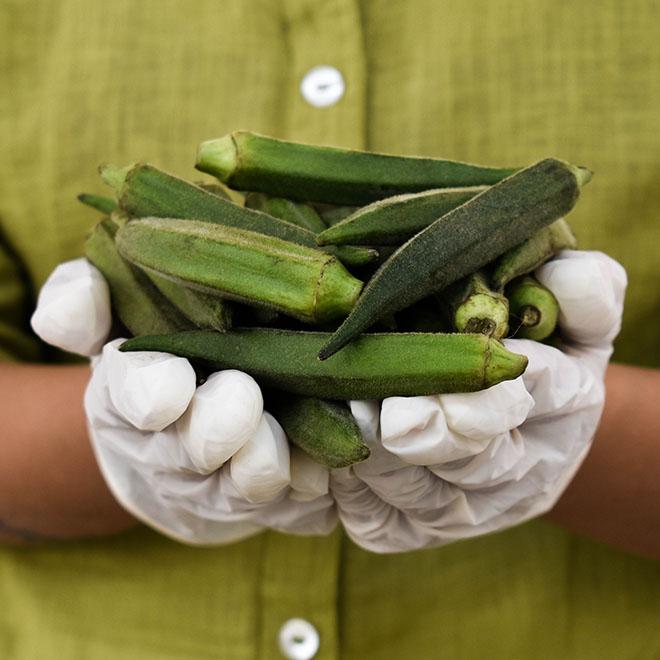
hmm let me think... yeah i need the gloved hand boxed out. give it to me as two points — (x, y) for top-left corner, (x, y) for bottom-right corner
(331, 251), (626, 553)
(31, 258), (336, 545)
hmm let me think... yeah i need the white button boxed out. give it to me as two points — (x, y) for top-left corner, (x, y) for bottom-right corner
(300, 66), (345, 108)
(278, 618), (320, 659)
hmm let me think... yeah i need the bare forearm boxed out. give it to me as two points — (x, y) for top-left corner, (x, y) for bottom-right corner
(547, 363), (660, 560)
(0, 363), (137, 544)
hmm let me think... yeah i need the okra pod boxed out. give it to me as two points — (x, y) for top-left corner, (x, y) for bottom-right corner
(196, 131), (520, 205)
(318, 159), (591, 359)
(440, 271), (509, 339)
(120, 329), (529, 399)
(116, 218), (363, 324)
(316, 187), (486, 246)
(507, 276), (559, 341)
(85, 220), (192, 336)
(102, 163), (311, 243)
(102, 164), (377, 267)
(491, 218), (577, 290)
(269, 395), (370, 468)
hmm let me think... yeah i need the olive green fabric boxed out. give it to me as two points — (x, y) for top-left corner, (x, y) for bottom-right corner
(1, 1), (659, 658)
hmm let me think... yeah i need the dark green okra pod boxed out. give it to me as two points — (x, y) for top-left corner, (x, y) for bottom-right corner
(319, 158), (591, 359)
(121, 329), (529, 399)
(269, 395), (370, 468)
(196, 131), (519, 205)
(102, 164), (377, 268)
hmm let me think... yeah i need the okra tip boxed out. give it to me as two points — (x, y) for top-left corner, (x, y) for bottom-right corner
(484, 340), (528, 387)
(196, 134), (237, 182)
(571, 164), (593, 187)
(77, 193), (118, 215)
(99, 163), (133, 192)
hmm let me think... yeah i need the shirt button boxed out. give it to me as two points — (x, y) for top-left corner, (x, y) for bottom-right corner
(278, 618), (320, 659)
(300, 66), (345, 108)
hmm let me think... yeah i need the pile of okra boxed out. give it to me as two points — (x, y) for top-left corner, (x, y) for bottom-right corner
(81, 131), (590, 467)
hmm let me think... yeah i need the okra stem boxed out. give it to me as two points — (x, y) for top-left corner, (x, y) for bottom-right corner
(440, 272), (509, 339)
(78, 193), (118, 215)
(506, 276), (559, 341)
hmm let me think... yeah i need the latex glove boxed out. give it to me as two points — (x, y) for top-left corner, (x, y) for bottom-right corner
(331, 251), (626, 553)
(31, 259), (335, 545)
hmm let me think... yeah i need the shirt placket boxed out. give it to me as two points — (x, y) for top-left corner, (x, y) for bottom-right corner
(280, 0), (367, 150)
(258, 3), (365, 657)
(257, 529), (342, 659)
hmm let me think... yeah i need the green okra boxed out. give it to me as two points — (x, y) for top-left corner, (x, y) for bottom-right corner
(101, 163), (310, 243)
(101, 164), (377, 268)
(318, 158), (592, 360)
(196, 131), (520, 205)
(491, 218), (577, 291)
(116, 218), (363, 324)
(507, 275), (559, 341)
(269, 395), (369, 468)
(440, 271), (509, 339)
(145, 271), (233, 332)
(245, 192), (327, 233)
(78, 193), (118, 215)
(317, 187), (486, 246)
(85, 220), (192, 336)
(120, 329), (529, 399)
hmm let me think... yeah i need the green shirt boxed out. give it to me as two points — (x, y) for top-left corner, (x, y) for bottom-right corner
(1, 1), (659, 658)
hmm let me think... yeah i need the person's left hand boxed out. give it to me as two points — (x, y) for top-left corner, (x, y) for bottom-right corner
(31, 258), (336, 545)
(331, 251), (626, 553)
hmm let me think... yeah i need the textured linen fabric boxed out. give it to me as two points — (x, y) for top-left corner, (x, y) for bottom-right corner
(1, 1), (659, 658)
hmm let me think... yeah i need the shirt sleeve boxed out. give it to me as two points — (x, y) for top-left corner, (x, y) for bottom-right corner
(0, 228), (43, 362)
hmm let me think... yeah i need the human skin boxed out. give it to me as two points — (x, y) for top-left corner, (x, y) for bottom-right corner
(0, 362), (658, 559)
(0, 364), (136, 544)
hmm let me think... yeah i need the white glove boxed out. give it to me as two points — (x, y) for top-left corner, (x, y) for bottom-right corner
(31, 259), (336, 545)
(331, 251), (626, 553)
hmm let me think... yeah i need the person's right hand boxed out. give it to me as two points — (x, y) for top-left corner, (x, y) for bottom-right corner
(31, 258), (336, 545)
